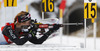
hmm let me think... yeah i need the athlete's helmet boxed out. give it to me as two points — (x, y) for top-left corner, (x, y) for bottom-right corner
(17, 13), (31, 23)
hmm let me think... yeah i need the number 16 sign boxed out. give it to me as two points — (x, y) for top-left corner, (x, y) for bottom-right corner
(84, 0), (97, 23)
(42, 0), (54, 12)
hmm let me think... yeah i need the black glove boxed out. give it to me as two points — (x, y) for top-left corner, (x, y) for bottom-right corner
(49, 24), (60, 31)
(28, 27), (37, 37)
(43, 24), (60, 37)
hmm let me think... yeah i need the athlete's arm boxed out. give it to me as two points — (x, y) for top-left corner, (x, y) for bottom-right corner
(2, 26), (28, 45)
(29, 24), (60, 44)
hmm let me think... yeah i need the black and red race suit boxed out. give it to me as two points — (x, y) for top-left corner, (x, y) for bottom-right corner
(0, 23), (28, 45)
(0, 23), (60, 45)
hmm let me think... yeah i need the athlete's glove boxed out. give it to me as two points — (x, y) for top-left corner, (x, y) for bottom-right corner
(28, 25), (37, 38)
(49, 24), (60, 31)
(44, 24), (60, 37)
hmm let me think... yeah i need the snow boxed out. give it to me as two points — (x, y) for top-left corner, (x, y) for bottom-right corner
(0, 36), (100, 51)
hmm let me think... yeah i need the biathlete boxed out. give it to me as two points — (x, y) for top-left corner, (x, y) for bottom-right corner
(0, 11), (60, 45)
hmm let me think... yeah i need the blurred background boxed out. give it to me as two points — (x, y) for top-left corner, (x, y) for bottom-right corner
(0, 0), (100, 37)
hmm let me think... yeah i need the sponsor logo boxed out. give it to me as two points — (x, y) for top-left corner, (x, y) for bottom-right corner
(9, 30), (16, 39)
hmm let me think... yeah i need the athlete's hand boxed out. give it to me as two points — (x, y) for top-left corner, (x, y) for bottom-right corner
(49, 24), (60, 31)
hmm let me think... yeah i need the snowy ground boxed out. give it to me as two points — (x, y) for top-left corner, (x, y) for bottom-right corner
(0, 36), (100, 51)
